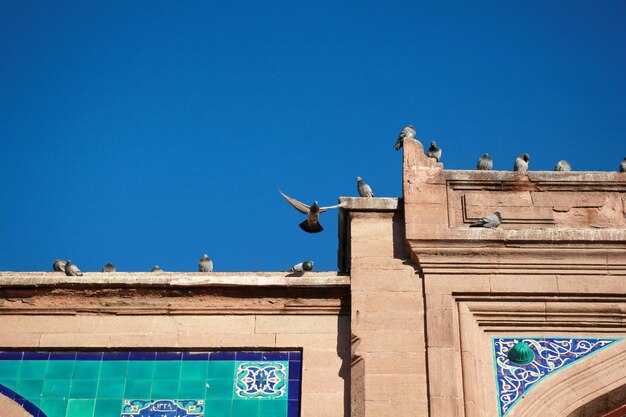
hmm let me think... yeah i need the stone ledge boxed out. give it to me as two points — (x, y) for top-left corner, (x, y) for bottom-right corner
(0, 272), (350, 288)
(338, 197), (400, 211)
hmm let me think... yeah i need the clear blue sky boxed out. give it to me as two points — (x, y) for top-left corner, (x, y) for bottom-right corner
(1, 1), (625, 272)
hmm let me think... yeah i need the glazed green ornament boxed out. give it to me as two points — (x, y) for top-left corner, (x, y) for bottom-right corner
(507, 342), (535, 365)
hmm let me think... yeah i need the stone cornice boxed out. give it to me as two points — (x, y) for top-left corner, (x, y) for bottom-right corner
(409, 238), (626, 275)
(0, 273), (350, 316)
(0, 271), (350, 288)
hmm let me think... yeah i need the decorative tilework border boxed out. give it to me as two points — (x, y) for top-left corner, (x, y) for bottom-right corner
(0, 383), (45, 417)
(287, 353), (301, 417)
(491, 337), (623, 417)
(0, 351), (302, 362)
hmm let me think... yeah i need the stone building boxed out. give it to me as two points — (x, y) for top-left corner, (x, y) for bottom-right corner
(0, 139), (625, 417)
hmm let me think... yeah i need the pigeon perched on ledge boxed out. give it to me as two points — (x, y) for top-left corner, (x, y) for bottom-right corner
(199, 254), (213, 272)
(477, 154), (493, 170)
(64, 260), (83, 276)
(291, 261), (313, 272)
(52, 259), (66, 272)
(554, 160), (571, 172)
(151, 265), (163, 272)
(469, 211), (502, 228)
(278, 188), (346, 233)
(514, 153), (530, 173)
(102, 262), (116, 272)
(427, 141), (442, 162)
(394, 125), (415, 151)
(620, 157), (626, 173)
(357, 176), (374, 197)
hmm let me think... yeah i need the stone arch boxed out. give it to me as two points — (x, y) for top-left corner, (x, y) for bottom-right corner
(508, 340), (626, 417)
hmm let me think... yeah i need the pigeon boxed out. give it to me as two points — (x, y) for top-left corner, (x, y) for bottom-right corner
(394, 125), (416, 151)
(64, 259), (83, 276)
(291, 261), (314, 272)
(477, 153), (493, 170)
(278, 188), (346, 233)
(151, 265), (163, 272)
(357, 176), (374, 197)
(513, 153), (530, 173)
(102, 262), (116, 272)
(469, 211), (502, 228)
(427, 141), (442, 162)
(554, 160), (571, 172)
(52, 259), (66, 272)
(198, 254), (213, 272)
(620, 157), (626, 173)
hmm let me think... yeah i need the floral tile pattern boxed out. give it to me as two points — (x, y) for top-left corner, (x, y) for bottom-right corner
(492, 337), (623, 417)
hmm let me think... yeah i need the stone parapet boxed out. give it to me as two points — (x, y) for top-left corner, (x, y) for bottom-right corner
(0, 271), (349, 288)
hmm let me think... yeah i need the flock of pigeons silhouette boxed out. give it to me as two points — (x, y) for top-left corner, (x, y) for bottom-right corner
(51, 126), (626, 276)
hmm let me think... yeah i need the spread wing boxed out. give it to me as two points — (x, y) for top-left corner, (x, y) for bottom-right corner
(319, 201), (347, 213)
(278, 188), (310, 214)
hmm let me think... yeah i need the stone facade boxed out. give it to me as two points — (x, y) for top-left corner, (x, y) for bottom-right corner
(0, 139), (625, 417)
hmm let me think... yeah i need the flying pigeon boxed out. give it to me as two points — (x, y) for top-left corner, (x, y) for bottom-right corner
(102, 262), (116, 272)
(357, 176), (374, 197)
(151, 265), (163, 272)
(64, 259), (83, 276)
(278, 188), (346, 233)
(291, 261), (314, 272)
(554, 160), (571, 172)
(198, 254), (213, 272)
(477, 153), (493, 170)
(620, 157), (626, 172)
(469, 211), (502, 228)
(427, 141), (442, 162)
(513, 153), (530, 173)
(52, 259), (66, 272)
(394, 125), (416, 151)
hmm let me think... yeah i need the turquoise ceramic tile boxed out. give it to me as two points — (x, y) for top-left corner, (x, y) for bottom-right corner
(124, 379), (152, 398)
(19, 361), (47, 380)
(0, 379), (17, 390)
(206, 378), (234, 400)
(45, 360), (75, 379)
(126, 361), (155, 380)
(181, 361), (208, 380)
(73, 361), (101, 380)
(232, 399), (260, 415)
(16, 379), (44, 399)
(42, 379), (71, 399)
(151, 379), (179, 398)
(100, 360), (128, 379)
(0, 361), (20, 380)
(67, 399), (95, 417)
(208, 361), (235, 379)
(1, 350), (299, 417)
(94, 398), (123, 417)
(177, 379), (206, 399)
(40, 398), (68, 417)
(206, 400), (233, 417)
(70, 378), (99, 398)
(96, 378), (125, 398)
(153, 361), (181, 379)
(260, 400), (288, 417)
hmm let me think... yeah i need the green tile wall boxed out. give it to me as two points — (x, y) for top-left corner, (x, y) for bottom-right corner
(0, 351), (301, 417)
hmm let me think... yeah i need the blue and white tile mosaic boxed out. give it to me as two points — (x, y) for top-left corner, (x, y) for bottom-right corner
(121, 399), (204, 417)
(493, 337), (623, 417)
(236, 362), (287, 400)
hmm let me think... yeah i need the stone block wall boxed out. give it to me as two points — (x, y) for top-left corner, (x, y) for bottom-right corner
(0, 273), (350, 417)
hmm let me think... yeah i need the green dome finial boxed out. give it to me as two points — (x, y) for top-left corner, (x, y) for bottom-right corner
(507, 342), (535, 365)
